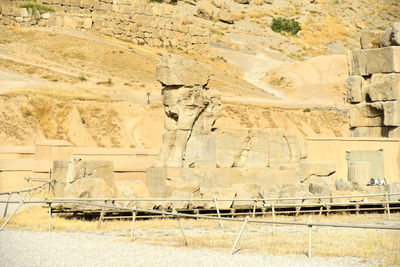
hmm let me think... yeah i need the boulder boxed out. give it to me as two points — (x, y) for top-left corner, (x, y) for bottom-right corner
(380, 22), (400, 47)
(116, 180), (150, 198)
(309, 181), (332, 196)
(279, 184), (310, 204)
(63, 177), (115, 199)
(231, 184), (259, 208)
(212, 0), (227, 9)
(335, 179), (354, 191)
(197, 2), (215, 20)
(360, 30), (382, 49)
(217, 9), (235, 24)
(234, 0), (249, 4)
(385, 183), (400, 201)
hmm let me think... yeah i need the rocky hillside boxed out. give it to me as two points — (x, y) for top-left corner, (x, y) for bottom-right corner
(1, 0), (395, 147)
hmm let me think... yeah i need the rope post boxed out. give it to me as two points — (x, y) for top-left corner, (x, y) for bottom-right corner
(308, 215), (312, 258)
(295, 206), (301, 217)
(230, 216), (249, 255)
(213, 195), (223, 228)
(48, 202), (52, 232)
(252, 200), (257, 219)
(0, 199), (24, 231)
(385, 192), (391, 220)
(318, 204), (324, 220)
(173, 208), (188, 246)
(130, 206), (137, 242)
(272, 204), (276, 236)
(2, 193), (12, 219)
(97, 207), (105, 229)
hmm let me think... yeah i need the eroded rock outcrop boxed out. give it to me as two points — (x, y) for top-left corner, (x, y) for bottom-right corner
(154, 54), (221, 168)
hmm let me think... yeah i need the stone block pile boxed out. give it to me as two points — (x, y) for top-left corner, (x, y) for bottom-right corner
(348, 22), (400, 138)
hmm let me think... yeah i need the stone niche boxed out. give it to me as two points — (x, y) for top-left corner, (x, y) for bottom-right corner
(348, 22), (400, 138)
(146, 54), (308, 198)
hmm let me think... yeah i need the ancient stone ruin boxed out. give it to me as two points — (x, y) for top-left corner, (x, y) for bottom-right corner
(348, 22), (400, 138)
(146, 54), (348, 207)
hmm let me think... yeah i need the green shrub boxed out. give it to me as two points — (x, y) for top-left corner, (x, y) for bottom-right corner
(271, 17), (301, 35)
(19, 2), (55, 13)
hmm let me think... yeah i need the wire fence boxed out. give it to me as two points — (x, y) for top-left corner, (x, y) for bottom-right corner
(1, 196), (399, 257)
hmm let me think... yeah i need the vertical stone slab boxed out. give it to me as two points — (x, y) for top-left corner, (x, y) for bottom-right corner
(347, 76), (364, 103)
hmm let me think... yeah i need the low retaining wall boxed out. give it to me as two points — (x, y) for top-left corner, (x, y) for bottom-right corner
(306, 137), (400, 183)
(0, 144), (158, 191)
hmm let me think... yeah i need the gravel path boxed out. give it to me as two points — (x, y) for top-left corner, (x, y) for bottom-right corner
(0, 230), (376, 267)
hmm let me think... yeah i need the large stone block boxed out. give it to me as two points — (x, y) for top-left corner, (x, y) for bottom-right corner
(184, 134), (217, 168)
(385, 183), (400, 201)
(347, 75), (364, 103)
(156, 54), (211, 86)
(349, 103), (384, 127)
(245, 129), (268, 168)
(267, 135), (291, 166)
(368, 73), (400, 102)
(146, 166), (301, 197)
(348, 47), (400, 76)
(350, 126), (390, 138)
(383, 101), (400, 126)
(360, 30), (382, 49)
(53, 159), (115, 198)
(380, 22), (400, 47)
(215, 129), (250, 168)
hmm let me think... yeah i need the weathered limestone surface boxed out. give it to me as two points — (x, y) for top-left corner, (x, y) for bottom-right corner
(368, 74), (400, 102)
(154, 54), (221, 168)
(348, 46), (400, 76)
(347, 75), (364, 103)
(349, 126), (390, 138)
(146, 166), (300, 197)
(381, 22), (400, 47)
(348, 25), (400, 137)
(349, 102), (384, 127)
(156, 54), (210, 86)
(53, 158), (116, 198)
(360, 30), (382, 49)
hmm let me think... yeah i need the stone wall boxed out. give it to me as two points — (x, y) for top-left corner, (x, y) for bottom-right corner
(0, 141), (158, 191)
(0, 0), (210, 53)
(348, 23), (400, 138)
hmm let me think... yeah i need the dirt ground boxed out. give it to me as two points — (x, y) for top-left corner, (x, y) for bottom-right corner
(0, 26), (350, 148)
(2, 206), (399, 265)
